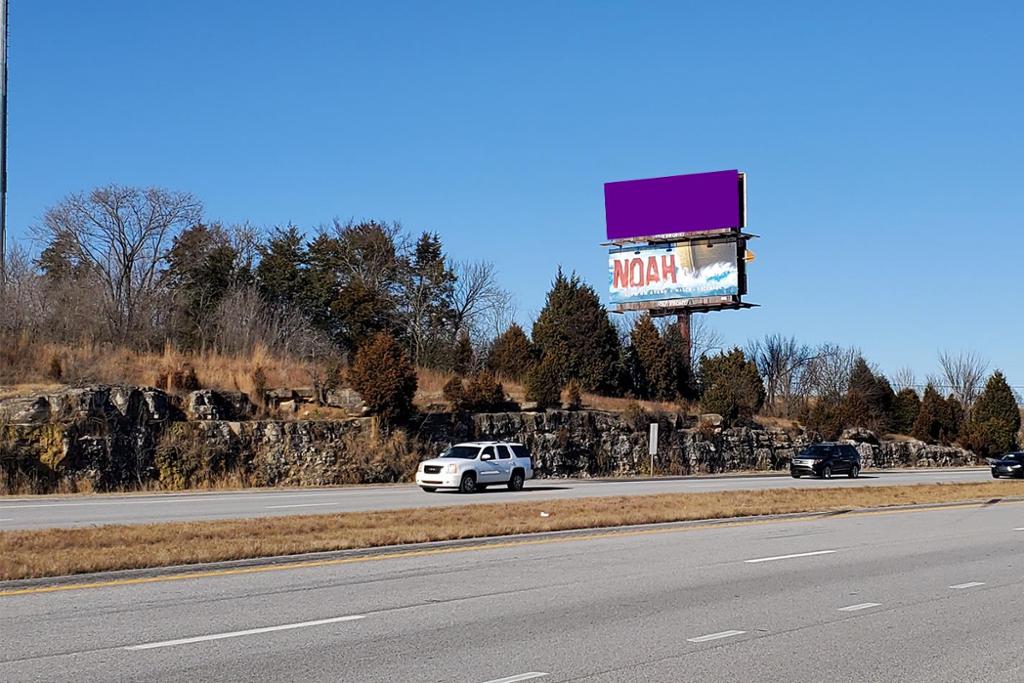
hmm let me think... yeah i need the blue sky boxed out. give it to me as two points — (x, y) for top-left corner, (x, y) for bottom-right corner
(7, 1), (1023, 389)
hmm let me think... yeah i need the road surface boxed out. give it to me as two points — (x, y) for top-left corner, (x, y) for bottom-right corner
(0, 468), (991, 530)
(2, 495), (1022, 681)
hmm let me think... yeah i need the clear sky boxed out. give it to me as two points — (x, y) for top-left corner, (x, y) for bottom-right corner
(7, 1), (1023, 389)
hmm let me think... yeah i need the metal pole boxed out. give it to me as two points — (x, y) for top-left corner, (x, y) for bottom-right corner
(0, 0), (7, 285)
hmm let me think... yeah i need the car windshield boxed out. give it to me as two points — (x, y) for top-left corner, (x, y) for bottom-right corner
(798, 446), (829, 457)
(1003, 454), (1024, 462)
(439, 446), (479, 459)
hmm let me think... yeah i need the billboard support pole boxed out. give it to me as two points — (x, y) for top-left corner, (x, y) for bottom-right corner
(0, 0), (7, 287)
(677, 310), (692, 372)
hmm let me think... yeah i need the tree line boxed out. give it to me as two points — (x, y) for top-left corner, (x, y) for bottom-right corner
(2, 184), (1019, 454)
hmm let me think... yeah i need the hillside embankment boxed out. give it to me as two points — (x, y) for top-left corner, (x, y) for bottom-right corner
(0, 385), (981, 495)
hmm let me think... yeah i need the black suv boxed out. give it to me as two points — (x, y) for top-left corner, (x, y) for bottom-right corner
(790, 443), (861, 479)
(991, 452), (1024, 478)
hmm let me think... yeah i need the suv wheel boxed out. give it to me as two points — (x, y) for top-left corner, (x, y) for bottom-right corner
(848, 465), (860, 479)
(459, 472), (477, 494)
(822, 465), (832, 479)
(508, 469), (525, 491)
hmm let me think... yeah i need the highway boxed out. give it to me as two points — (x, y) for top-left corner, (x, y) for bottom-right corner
(0, 467), (991, 530)
(3, 498), (1024, 681)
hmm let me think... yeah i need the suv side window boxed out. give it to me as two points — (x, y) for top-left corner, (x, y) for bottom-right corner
(511, 445), (531, 460)
(842, 446), (859, 459)
(480, 446), (495, 460)
(497, 446), (512, 460)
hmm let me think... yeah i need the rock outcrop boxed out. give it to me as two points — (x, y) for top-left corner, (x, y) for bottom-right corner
(0, 385), (983, 492)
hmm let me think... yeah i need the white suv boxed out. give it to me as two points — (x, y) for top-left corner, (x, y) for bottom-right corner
(416, 441), (534, 493)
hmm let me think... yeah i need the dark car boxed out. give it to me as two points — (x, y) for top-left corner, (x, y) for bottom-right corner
(790, 443), (861, 479)
(991, 452), (1024, 478)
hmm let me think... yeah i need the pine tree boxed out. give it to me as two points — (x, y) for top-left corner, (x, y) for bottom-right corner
(531, 270), (620, 392)
(841, 358), (895, 433)
(629, 314), (674, 400)
(525, 354), (564, 410)
(912, 384), (950, 444)
(699, 348), (765, 424)
(962, 371), (1021, 456)
(487, 323), (534, 381)
(892, 388), (921, 435)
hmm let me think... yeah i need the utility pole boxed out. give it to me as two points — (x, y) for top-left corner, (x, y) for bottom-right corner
(0, 0), (8, 285)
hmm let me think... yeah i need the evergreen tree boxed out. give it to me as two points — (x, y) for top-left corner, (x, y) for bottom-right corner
(892, 388), (921, 435)
(912, 384), (960, 444)
(348, 332), (418, 428)
(525, 353), (564, 409)
(165, 224), (244, 350)
(662, 322), (695, 400)
(841, 358), (895, 432)
(531, 269), (620, 392)
(486, 323), (534, 381)
(255, 226), (308, 308)
(629, 314), (674, 400)
(962, 371), (1021, 456)
(699, 348), (765, 424)
(452, 330), (474, 375)
(405, 232), (457, 368)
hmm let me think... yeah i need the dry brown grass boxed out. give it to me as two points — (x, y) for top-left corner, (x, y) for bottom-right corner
(3, 481), (1022, 581)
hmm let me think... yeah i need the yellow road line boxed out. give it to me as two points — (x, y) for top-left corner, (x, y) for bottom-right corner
(2, 499), (1020, 598)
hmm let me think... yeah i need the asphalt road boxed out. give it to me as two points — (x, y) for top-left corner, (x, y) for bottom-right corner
(0, 468), (992, 530)
(3, 496), (1023, 681)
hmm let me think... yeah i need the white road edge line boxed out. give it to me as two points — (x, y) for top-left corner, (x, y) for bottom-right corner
(949, 582), (985, 589)
(687, 630), (746, 643)
(1013, 528), (1024, 531)
(744, 550), (836, 564)
(480, 674), (550, 683)
(838, 603), (881, 612)
(265, 503), (337, 509)
(123, 615), (365, 650)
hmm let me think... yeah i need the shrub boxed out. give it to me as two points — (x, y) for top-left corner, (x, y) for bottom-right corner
(155, 425), (242, 490)
(804, 398), (844, 441)
(699, 348), (765, 425)
(525, 354), (563, 409)
(452, 330), (474, 375)
(487, 323), (534, 381)
(442, 376), (466, 411)
(464, 372), (506, 411)
(349, 332), (418, 427)
(251, 365), (268, 407)
(47, 355), (63, 382)
(564, 378), (583, 411)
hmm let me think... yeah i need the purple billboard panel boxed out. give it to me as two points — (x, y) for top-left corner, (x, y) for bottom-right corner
(604, 170), (743, 241)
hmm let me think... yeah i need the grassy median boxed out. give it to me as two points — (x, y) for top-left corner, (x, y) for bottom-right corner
(3, 481), (1023, 581)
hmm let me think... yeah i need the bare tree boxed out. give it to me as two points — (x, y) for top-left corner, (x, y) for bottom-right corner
(451, 260), (513, 343)
(802, 343), (859, 400)
(937, 350), (988, 411)
(34, 185), (202, 344)
(655, 313), (723, 365)
(891, 367), (917, 394)
(746, 334), (815, 416)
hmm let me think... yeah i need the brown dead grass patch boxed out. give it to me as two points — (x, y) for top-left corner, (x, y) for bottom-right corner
(3, 481), (1023, 581)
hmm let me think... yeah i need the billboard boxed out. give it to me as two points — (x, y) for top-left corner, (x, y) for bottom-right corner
(604, 169), (744, 241)
(608, 239), (745, 308)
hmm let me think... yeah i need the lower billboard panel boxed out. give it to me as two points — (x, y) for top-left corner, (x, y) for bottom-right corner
(608, 239), (743, 307)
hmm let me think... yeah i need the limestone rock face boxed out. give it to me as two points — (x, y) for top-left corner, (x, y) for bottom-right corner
(0, 385), (983, 492)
